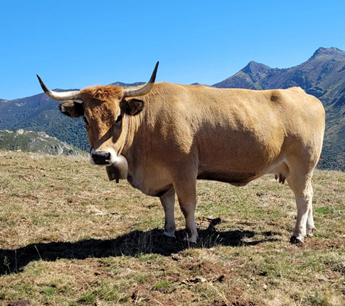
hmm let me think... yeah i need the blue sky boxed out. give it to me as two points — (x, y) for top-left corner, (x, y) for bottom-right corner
(1, 0), (345, 100)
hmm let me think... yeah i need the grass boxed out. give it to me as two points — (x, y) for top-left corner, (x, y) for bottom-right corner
(0, 150), (344, 305)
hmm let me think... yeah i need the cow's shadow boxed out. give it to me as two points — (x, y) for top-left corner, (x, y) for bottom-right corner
(0, 220), (280, 275)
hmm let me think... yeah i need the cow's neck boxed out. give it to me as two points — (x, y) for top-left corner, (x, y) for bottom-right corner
(116, 114), (130, 156)
(120, 113), (145, 183)
(120, 113), (142, 162)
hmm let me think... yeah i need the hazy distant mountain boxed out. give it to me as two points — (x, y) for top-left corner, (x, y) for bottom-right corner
(1, 48), (345, 170)
(111, 82), (145, 87)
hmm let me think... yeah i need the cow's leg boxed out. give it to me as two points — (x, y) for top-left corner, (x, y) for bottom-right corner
(173, 178), (198, 243)
(287, 172), (314, 244)
(159, 187), (176, 238)
(306, 196), (315, 237)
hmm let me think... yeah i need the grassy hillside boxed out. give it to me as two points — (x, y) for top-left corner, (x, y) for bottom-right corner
(0, 130), (85, 156)
(0, 151), (344, 305)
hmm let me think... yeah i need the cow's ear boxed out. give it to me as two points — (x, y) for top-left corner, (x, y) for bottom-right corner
(121, 99), (144, 116)
(59, 100), (84, 118)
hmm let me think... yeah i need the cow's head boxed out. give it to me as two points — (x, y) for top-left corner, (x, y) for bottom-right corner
(37, 62), (159, 167)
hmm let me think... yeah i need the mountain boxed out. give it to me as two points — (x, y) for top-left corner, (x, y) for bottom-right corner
(111, 81), (145, 87)
(214, 61), (273, 90)
(0, 129), (84, 155)
(214, 47), (345, 170)
(0, 91), (89, 151)
(214, 47), (345, 105)
(1, 48), (345, 170)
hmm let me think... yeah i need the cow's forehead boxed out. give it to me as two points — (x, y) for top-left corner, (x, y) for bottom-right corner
(78, 86), (123, 126)
(81, 85), (124, 108)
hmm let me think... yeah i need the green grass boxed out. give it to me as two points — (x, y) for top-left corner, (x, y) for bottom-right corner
(0, 150), (344, 305)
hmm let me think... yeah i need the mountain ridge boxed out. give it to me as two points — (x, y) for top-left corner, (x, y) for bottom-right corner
(213, 47), (345, 105)
(310, 47), (345, 60)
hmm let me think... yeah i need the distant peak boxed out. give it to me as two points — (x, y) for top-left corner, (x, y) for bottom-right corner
(311, 47), (345, 59)
(242, 61), (271, 74)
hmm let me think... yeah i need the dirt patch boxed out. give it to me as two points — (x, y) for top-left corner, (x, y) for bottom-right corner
(7, 301), (30, 306)
(131, 285), (150, 304)
(180, 261), (229, 282)
(213, 297), (266, 306)
(308, 239), (345, 250)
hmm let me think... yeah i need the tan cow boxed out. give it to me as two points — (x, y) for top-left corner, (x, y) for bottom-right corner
(37, 62), (325, 245)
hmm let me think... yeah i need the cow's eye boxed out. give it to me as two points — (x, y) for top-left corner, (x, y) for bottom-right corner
(83, 116), (89, 126)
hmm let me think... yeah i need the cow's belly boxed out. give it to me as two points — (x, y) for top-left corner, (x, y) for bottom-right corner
(197, 170), (258, 186)
(196, 136), (283, 186)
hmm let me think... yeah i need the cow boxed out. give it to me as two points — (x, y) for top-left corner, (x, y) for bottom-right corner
(36, 62), (325, 245)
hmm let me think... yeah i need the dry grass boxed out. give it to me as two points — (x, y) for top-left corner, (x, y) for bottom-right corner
(0, 150), (344, 305)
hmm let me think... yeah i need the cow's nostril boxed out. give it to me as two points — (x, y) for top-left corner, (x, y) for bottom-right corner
(92, 151), (111, 165)
(103, 152), (111, 160)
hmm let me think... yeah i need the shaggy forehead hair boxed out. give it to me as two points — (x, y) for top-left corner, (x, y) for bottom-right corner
(81, 85), (124, 102)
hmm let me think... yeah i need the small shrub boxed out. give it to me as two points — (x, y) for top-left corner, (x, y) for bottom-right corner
(42, 286), (56, 297)
(77, 293), (96, 304)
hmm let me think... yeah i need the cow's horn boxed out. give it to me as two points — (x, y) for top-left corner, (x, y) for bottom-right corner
(36, 75), (81, 101)
(123, 61), (159, 98)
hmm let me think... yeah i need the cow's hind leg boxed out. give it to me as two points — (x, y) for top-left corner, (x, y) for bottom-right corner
(159, 187), (176, 238)
(287, 171), (314, 245)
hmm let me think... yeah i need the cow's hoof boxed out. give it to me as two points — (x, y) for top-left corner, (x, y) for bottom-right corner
(183, 236), (198, 247)
(164, 231), (176, 238)
(183, 240), (198, 248)
(307, 227), (316, 237)
(290, 236), (304, 246)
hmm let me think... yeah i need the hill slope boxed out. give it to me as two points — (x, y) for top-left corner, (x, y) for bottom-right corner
(0, 129), (84, 155)
(0, 90), (89, 150)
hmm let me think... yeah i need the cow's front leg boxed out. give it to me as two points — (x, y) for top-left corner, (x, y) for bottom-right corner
(173, 178), (198, 243)
(159, 187), (176, 238)
(306, 204), (315, 237)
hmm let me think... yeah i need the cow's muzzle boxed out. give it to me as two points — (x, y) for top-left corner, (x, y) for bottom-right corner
(91, 150), (111, 165)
